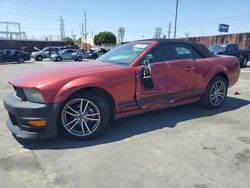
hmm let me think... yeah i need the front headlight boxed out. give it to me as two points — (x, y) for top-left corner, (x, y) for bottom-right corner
(23, 88), (45, 103)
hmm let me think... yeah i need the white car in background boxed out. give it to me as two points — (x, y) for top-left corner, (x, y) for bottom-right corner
(50, 49), (86, 62)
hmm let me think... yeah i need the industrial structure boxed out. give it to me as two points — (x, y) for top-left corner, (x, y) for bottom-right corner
(0, 21), (26, 40)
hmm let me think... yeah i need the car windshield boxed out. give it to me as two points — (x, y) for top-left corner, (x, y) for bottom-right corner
(97, 43), (150, 65)
(208, 44), (227, 52)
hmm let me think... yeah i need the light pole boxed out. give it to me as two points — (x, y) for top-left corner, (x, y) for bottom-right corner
(174, 0), (179, 38)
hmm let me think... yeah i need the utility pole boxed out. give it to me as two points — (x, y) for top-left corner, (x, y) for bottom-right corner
(84, 10), (87, 44)
(81, 23), (85, 43)
(174, 0), (179, 38)
(168, 22), (172, 39)
(60, 16), (65, 41)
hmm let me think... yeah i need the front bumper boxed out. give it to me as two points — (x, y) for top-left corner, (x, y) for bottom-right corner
(3, 93), (61, 140)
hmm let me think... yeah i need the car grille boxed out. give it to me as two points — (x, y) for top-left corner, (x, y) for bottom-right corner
(13, 87), (26, 101)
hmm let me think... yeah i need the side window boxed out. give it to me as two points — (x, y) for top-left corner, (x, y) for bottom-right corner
(148, 43), (204, 63)
(174, 44), (203, 59)
(175, 46), (193, 59)
(5, 51), (11, 56)
(227, 45), (234, 52)
(150, 45), (172, 63)
(10, 50), (15, 55)
(1, 51), (7, 56)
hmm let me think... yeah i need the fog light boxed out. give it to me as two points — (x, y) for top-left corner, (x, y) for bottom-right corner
(27, 120), (46, 127)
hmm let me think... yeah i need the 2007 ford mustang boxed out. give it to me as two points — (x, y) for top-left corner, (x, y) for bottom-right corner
(3, 39), (240, 140)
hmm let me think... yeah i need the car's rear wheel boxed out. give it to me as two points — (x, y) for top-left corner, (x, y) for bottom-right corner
(35, 55), (43, 61)
(17, 57), (24, 63)
(59, 92), (110, 140)
(200, 76), (228, 109)
(56, 56), (62, 62)
(76, 56), (82, 61)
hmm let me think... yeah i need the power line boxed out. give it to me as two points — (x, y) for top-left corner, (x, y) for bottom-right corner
(179, 13), (250, 24)
(1, 0), (84, 12)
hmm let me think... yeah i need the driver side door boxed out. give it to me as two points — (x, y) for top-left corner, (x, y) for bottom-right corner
(135, 43), (198, 109)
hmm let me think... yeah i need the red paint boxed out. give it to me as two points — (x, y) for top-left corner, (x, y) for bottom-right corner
(9, 41), (240, 119)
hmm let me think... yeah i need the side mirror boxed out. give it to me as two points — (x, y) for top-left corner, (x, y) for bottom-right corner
(142, 54), (154, 89)
(143, 54), (153, 66)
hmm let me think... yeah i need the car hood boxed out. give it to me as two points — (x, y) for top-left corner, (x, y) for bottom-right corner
(9, 61), (126, 88)
(31, 51), (42, 55)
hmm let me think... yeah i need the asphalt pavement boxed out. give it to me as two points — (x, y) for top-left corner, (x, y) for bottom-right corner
(0, 60), (250, 188)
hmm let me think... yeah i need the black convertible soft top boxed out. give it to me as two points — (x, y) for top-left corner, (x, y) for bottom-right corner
(137, 39), (215, 58)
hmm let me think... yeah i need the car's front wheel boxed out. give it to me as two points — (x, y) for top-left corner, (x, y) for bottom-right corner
(200, 76), (228, 109)
(35, 55), (43, 61)
(59, 92), (110, 140)
(17, 57), (24, 63)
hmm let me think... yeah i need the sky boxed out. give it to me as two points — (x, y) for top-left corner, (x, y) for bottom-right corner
(0, 0), (250, 41)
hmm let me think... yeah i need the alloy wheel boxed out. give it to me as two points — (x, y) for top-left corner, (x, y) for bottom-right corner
(18, 58), (24, 63)
(209, 81), (226, 106)
(61, 98), (101, 137)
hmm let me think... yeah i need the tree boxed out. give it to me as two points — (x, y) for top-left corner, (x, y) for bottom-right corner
(154, 27), (162, 38)
(75, 38), (82, 45)
(94, 32), (117, 45)
(62, 37), (74, 42)
(118, 27), (125, 44)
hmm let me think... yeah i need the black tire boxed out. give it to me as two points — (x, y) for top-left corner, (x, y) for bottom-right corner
(200, 76), (228, 109)
(58, 92), (110, 140)
(56, 56), (62, 62)
(240, 57), (248, 68)
(35, 55), (43, 61)
(76, 56), (82, 61)
(17, 57), (25, 63)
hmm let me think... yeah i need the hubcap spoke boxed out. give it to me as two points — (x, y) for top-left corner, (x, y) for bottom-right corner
(65, 118), (78, 127)
(66, 105), (78, 114)
(69, 120), (79, 131)
(65, 110), (78, 117)
(80, 121), (85, 135)
(83, 120), (91, 133)
(84, 113), (99, 117)
(80, 99), (83, 113)
(85, 117), (100, 121)
(83, 101), (89, 113)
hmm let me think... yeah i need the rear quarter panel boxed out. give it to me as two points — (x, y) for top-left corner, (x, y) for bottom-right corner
(194, 55), (240, 90)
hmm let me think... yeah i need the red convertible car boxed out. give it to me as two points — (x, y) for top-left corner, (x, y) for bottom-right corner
(3, 39), (240, 140)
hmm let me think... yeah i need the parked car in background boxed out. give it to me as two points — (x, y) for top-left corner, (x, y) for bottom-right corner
(50, 49), (85, 62)
(0, 49), (30, 64)
(86, 48), (108, 59)
(31, 46), (66, 61)
(208, 43), (250, 68)
(3, 39), (240, 140)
